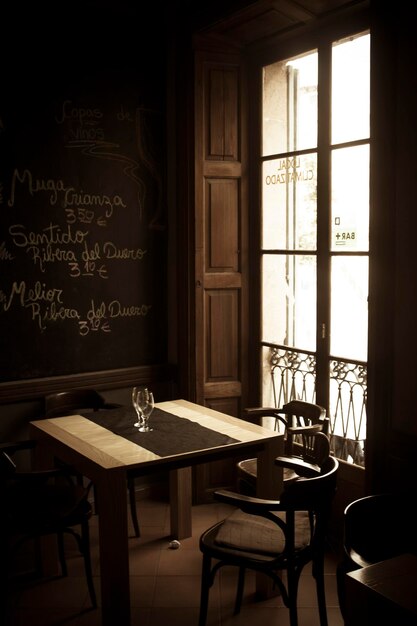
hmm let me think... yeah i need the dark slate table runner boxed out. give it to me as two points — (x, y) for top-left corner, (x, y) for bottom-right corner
(81, 406), (239, 457)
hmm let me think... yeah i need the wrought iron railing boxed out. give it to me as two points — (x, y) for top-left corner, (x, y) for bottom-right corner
(262, 345), (367, 467)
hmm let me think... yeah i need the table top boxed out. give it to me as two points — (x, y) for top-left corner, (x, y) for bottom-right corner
(30, 399), (280, 473)
(347, 553), (417, 616)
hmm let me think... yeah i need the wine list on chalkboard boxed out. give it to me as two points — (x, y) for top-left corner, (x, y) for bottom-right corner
(0, 76), (168, 383)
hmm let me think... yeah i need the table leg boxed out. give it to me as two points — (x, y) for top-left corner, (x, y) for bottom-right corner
(96, 469), (131, 626)
(169, 467), (192, 539)
(256, 435), (283, 499)
(30, 434), (60, 576)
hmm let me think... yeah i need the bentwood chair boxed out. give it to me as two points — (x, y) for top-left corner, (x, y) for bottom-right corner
(44, 388), (141, 538)
(237, 400), (329, 495)
(44, 388), (120, 417)
(336, 493), (416, 622)
(1, 439), (97, 610)
(199, 432), (339, 626)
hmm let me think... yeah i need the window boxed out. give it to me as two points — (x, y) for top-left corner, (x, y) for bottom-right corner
(260, 31), (370, 466)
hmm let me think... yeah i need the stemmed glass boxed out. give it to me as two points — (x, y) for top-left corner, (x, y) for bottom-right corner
(132, 386), (144, 428)
(132, 387), (154, 432)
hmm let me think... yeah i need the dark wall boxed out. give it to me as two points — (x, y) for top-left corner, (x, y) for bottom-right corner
(0, 5), (168, 385)
(365, 2), (417, 495)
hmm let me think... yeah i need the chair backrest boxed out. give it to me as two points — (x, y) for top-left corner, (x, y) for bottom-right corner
(0, 450), (17, 477)
(279, 399), (328, 430)
(343, 493), (415, 568)
(301, 430), (331, 470)
(44, 389), (118, 417)
(257, 448), (339, 564)
(243, 400), (327, 429)
(243, 400), (329, 460)
(281, 454), (339, 525)
(277, 400), (326, 456)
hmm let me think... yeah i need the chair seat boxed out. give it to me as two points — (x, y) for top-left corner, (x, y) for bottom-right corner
(237, 458), (299, 486)
(214, 508), (311, 555)
(237, 458), (257, 478)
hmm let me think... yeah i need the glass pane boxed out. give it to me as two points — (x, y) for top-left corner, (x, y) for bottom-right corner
(262, 254), (316, 351)
(332, 32), (370, 144)
(262, 154), (317, 250)
(262, 50), (317, 156)
(331, 145), (369, 251)
(331, 256), (368, 361)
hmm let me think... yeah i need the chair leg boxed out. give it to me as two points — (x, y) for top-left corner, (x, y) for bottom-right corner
(198, 553), (212, 626)
(80, 520), (97, 609)
(33, 536), (43, 577)
(313, 558), (328, 626)
(57, 532), (68, 577)
(234, 567), (245, 614)
(336, 560), (357, 623)
(93, 484), (99, 515)
(287, 568), (300, 626)
(67, 524), (97, 609)
(128, 477), (140, 538)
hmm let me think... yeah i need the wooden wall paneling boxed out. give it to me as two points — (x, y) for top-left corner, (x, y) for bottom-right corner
(0, 364), (177, 404)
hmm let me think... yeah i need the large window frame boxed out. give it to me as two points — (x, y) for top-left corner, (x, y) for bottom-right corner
(251, 23), (370, 467)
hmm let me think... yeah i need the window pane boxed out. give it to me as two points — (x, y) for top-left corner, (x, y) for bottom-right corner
(332, 32), (370, 144)
(331, 145), (369, 252)
(330, 256), (368, 361)
(262, 154), (317, 250)
(262, 51), (317, 156)
(262, 254), (316, 351)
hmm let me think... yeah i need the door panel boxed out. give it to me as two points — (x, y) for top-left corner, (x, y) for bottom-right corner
(207, 68), (239, 160)
(206, 290), (239, 380)
(193, 49), (248, 502)
(206, 179), (239, 270)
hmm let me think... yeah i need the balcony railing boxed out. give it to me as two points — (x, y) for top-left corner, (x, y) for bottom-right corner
(262, 345), (366, 467)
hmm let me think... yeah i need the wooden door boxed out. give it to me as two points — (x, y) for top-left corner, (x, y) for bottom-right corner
(193, 44), (249, 502)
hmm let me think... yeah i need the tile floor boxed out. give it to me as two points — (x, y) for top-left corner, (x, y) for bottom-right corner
(5, 495), (345, 626)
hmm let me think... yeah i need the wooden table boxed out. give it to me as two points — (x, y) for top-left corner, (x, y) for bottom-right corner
(30, 399), (283, 626)
(345, 553), (417, 625)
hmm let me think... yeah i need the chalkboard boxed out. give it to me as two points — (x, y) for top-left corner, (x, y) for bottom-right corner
(0, 8), (168, 383)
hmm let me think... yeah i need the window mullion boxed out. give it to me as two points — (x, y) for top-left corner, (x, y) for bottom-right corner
(316, 42), (331, 408)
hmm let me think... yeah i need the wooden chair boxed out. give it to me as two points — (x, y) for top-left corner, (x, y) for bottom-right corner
(237, 400), (329, 495)
(44, 389), (141, 538)
(1, 439), (97, 610)
(198, 432), (339, 626)
(336, 493), (416, 622)
(44, 388), (120, 417)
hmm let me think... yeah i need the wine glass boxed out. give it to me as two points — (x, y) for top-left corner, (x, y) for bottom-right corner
(132, 386), (145, 428)
(136, 388), (154, 432)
